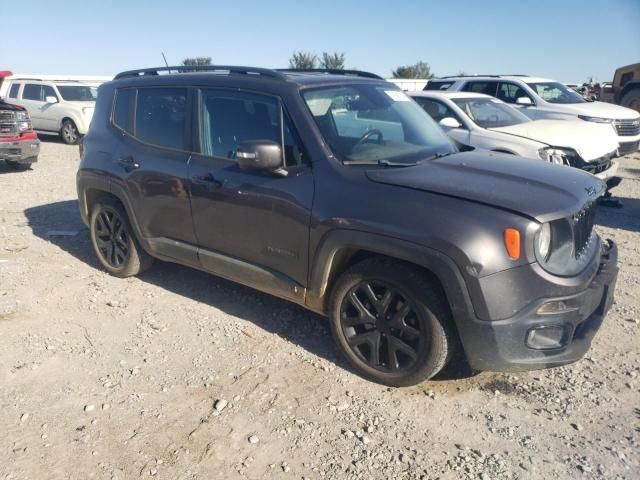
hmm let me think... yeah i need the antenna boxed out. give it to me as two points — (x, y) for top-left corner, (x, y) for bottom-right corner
(161, 52), (170, 73)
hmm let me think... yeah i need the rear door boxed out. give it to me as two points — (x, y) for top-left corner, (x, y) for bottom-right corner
(188, 88), (314, 299)
(109, 86), (198, 265)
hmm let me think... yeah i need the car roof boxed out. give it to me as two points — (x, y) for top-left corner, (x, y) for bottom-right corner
(435, 75), (556, 84)
(410, 91), (493, 100)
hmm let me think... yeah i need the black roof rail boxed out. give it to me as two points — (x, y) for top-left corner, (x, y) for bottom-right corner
(114, 65), (287, 80)
(277, 68), (383, 80)
(436, 74), (529, 79)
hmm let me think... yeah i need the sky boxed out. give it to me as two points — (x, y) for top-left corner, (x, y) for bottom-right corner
(3, 0), (639, 83)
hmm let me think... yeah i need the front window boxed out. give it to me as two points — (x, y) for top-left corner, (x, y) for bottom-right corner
(452, 97), (531, 128)
(527, 82), (586, 104)
(302, 84), (453, 164)
(56, 85), (98, 102)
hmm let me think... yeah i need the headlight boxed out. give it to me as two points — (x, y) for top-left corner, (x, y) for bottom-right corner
(15, 111), (29, 121)
(578, 115), (613, 124)
(17, 121), (33, 132)
(537, 147), (577, 166)
(536, 223), (552, 261)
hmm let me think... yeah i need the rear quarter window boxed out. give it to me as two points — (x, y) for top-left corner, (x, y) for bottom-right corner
(424, 81), (454, 91)
(112, 88), (135, 134)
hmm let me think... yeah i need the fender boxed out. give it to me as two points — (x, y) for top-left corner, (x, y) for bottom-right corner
(305, 229), (476, 325)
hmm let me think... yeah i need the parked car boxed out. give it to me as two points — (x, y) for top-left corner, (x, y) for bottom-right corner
(426, 75), (640, 155)
(77, 65), (618, 387)
(599, 63), (640, 113)
(410, 91), (620, 183)
(4, 78), (97, 144)
(0, 71), (40, 170)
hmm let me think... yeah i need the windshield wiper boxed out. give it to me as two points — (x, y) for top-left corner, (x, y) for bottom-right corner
(418, 151), (455, 163)
(343, 159), (418, 167)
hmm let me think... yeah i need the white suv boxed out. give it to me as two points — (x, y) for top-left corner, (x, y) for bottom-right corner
(427, 75), (640, 155)
(4, 79), (97, 144)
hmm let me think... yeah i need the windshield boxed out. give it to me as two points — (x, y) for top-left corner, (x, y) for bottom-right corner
(302, 84), (454, 164)
(452, 97), (531, 128)
(528, 82), (586, 104)
(56, 85), (98, 102)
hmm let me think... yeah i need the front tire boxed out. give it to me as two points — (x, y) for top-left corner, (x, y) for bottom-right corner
(89, 197), (153, 277)
(329, 258), (454, 387)
(60, 119), (80, 145)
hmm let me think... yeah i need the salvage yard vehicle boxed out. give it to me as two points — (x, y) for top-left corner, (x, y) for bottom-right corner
(0, 71), (40, 170)
(429, 75), (640, 155)
(599, 63), (640, 113)
(4, 78), (97, 145)
(410, 91), (620, 183)
(77, 65), (618, 386)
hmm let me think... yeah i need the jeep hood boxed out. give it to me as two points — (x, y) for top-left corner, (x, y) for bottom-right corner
(365, 151), (605, 223)
(491, 120), (619, 161)
(549, 100), (640, 120)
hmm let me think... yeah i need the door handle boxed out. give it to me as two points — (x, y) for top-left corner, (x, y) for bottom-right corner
(118, 156), (140, 171)
(192, 172), (225, 189)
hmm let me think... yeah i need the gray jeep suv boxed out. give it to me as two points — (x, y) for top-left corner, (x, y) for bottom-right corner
(76, 66), (618, 386)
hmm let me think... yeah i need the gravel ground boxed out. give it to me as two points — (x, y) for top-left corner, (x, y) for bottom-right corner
(1, 140), (639, 480)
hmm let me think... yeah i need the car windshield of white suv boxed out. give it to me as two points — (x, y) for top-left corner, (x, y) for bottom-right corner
(302, 85), (454, 165)
(57, 85), (98, 102)
(452, 97), (531, 128)
(528, 82), (586, 104)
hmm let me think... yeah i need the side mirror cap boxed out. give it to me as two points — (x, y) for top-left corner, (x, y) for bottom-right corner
(439, 117), (462, 129)
(516, 97), (533, 106)
(45, 96), (58, 104)
(236, 140), (286, 176)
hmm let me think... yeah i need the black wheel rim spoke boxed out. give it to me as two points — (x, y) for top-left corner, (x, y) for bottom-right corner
(340, 280), (425, 373)
(94, 207), (129, 268)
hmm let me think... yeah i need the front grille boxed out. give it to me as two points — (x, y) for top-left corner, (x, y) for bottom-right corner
(577, 152), (613, 174)
(0, 123), (16, 137)
(619, 141), (639, 155)
(572, 202), (596, 258)
(0, 111), (14, 122)
(613, 118), (640, 136)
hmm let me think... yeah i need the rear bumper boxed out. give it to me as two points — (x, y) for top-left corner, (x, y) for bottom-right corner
(0, 137), (40, 163)
(459, 240), (618, 372)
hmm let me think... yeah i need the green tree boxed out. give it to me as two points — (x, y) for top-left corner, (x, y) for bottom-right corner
(289, 51), (317, 69)
(392, 61), (434, 79)
(319, 52), (346, 70)
(181, 57), (212, 67)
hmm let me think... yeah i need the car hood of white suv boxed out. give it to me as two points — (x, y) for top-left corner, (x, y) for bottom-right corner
(545, 100), (640, 120)
(491, 120), (619, 162)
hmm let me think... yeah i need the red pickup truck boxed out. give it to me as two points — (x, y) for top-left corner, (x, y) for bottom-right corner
(0, 70), (39, 170)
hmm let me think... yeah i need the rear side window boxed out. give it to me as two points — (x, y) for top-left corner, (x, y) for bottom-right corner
(424, 81), (454, 91)
(497, 82), (531, 104)
(113, 88), (135, 134)
(135, 88), (187, 150)
(8, 83), (20, 99)
(23, 84), (42, 101)
(462, 81), (498, 96)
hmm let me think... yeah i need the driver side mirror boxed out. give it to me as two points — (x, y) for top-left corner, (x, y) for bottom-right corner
(516, 97), (533, 106)
(236, 140), (287, 176)
(45, 96), (58, 104)
(439, 117), (462, 129)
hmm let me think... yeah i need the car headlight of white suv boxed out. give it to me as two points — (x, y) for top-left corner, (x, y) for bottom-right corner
(537, 147), (578, 166)
(578, 115), (613, 124)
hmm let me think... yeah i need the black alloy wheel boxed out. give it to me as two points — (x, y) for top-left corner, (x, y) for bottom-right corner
(340, 280), (426, 373)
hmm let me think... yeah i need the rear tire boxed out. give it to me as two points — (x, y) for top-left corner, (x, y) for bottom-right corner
(329, 257), (455, 387)
(620, 89), (640, 113)
(89, 197), (153, 277)
(60, 119), (80, 145)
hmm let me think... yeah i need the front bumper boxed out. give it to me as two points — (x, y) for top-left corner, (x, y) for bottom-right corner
(459, 240), (618, 372)
(593, 159), (618, 181)
(0, 137), (40, 163)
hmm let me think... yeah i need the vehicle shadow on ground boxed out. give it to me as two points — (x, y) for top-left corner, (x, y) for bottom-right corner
(0, 161), (32, 175)
(596, 197), (640, 233)
(24, 199), (480, 383)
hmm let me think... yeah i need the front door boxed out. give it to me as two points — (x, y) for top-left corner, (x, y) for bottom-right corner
(188, 88), (314, 300)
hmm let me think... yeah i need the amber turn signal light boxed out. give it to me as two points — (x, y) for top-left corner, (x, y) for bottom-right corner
(504, 228), (521, 260)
